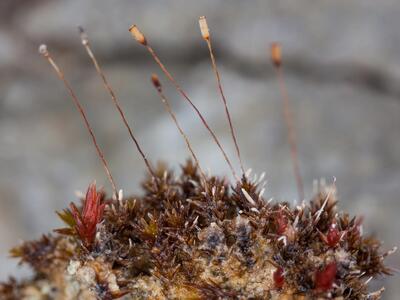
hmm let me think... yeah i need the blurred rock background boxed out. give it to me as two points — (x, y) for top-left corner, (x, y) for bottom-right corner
(0, 0), (399, 298)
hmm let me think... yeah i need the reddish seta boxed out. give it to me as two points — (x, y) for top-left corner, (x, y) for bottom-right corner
(273, 267), (285, 288)
(70, 182), (105, 249)
(315, 262), (337, 291)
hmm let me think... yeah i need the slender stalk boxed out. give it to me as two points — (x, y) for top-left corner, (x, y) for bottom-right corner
(129, 25), (240, 182)
(271, 43), (304, 200)
(79, 27), (156, 178)
(199, 16), (245, 176)
(39, 44), (118, 197)
(151, 74), (207, 184)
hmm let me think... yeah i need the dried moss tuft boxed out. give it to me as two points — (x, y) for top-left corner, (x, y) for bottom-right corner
(0, 161), (393, 299)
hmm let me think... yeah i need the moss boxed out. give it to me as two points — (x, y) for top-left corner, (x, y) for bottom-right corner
(3, 17), (395, 300)
(0, 161), (392, 299)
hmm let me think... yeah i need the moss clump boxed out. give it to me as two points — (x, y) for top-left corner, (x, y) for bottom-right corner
(0, 160), (392, 299)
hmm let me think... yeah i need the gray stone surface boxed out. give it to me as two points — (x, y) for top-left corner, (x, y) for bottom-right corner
(0, 0), (399, 298)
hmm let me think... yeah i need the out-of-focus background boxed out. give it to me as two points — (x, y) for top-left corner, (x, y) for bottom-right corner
(0, 0), (399, 298)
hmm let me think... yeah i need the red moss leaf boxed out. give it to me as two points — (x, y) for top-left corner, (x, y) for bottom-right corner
(69, 182), (105, 249)
(273, 267), (285, 288)
(276, 212), (288, 235)
(326, 223), (341, 247)
(315, 262), (337, 291)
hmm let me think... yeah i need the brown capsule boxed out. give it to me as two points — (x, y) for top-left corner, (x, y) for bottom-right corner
(129, 25), (147, 45)
(151, 74), (162, 91)
(271, 42), (282, 67)
(199, 16), (210, 40)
